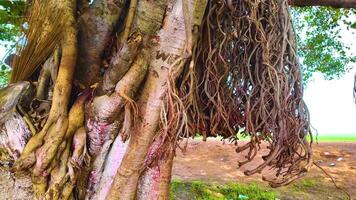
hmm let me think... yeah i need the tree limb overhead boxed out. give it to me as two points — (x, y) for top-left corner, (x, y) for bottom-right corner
(289, 0), (356, 8)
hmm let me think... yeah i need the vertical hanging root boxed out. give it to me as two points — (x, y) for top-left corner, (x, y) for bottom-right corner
(178, 0), (312, 186)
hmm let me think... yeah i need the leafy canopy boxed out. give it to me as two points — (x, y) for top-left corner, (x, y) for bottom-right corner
(291, 7), (356, 81)
(0, 0), (24, 42)
(0, 0), (25, 87)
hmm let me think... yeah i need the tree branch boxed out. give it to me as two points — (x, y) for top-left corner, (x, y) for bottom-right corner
(289, 0), (356, 8)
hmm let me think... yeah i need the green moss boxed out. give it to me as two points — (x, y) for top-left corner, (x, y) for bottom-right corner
(293, 178), (319, 190)
(170, 180), (276, 200)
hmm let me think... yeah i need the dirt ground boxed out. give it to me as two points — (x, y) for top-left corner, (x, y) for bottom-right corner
(172, 140), (356, 200)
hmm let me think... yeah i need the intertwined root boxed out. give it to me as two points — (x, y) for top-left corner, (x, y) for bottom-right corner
(11, 1), (83, 198)
(14, 89), (90, 198)
(176, 0), (312, 185)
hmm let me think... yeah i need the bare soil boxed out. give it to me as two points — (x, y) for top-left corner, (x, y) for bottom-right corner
(0, 141), (354, 200)
(173, 140), (356, 200)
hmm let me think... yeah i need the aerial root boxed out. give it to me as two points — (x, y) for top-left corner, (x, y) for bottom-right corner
(165, 0), (313, 186)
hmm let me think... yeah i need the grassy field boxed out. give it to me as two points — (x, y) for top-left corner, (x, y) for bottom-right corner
(312, 135), (356, 142)
(170, 180), (277, 200)
(170, 178), (345, 200)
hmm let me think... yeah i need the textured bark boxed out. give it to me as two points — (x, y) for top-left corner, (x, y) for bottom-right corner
(0, 171), (33, 200)
(77, 0), (127, 86)
(137, 139), (174, 200)
(0, 82), (34, 164)
(106, 0), (207, 199)
(289, 0), (356, 8)
(89, 136), (128, 200)
(85, 1), (169, 198)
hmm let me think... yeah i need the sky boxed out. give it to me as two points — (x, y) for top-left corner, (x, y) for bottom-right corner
(304, 68), (356, 135)
(0, 22), (355, 136)
(303, 26), (356, 135)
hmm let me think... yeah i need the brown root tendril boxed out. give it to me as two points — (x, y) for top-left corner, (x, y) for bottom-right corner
(162, 0), (312, 187)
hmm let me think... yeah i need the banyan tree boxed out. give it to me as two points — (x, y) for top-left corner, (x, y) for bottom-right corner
(0, 0), (355, 199)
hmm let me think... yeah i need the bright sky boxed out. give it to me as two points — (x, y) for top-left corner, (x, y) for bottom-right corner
(304, 27), (356, 135)
(0, 23), (355, 136)
(304, 69), (356, 135)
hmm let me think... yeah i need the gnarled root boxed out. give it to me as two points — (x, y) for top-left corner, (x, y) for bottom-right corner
(85, 49), (149, 199)
(106, 0), (208, 199)
(13, 1), (81, 198)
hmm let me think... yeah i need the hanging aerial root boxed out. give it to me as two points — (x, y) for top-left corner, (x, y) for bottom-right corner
(173, 0), (313, 186)
(149, 0), (209, 162)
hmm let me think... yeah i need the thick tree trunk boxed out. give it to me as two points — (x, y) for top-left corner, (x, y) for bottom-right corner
(0, 0), (321, 199)
(289, 0), (356, 8)
(106, 1), (207, 198)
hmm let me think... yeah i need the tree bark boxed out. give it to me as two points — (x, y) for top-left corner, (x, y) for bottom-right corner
(289, 0), (356, 8)
(76, 0), (127, 86)
(106, 0), (207, 199)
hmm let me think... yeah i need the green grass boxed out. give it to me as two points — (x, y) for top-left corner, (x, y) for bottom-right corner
(291, 178), (319, 191)
(170, 180), (277, 200)
(312, 135), (356, 142)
